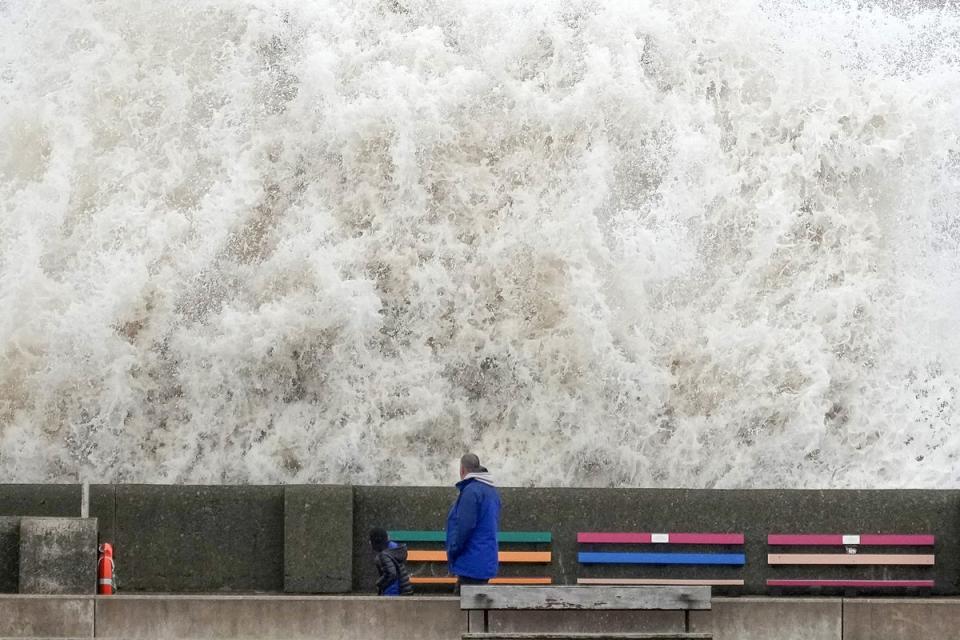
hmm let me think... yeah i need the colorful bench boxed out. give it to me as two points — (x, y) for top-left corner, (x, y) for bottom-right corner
(766, 533), (935, 589)
(577, 531), (746, 587)
(389, 530), (553, 585)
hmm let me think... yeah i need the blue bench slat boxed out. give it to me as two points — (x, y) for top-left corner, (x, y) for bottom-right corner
(578, 552), (746, 566)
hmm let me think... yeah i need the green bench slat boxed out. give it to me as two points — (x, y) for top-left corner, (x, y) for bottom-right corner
(389, 530), (551, 543)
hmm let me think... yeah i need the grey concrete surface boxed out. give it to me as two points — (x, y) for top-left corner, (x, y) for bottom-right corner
(0, 595), (93, 638)
(471, 610), (687, 634)
(842, 598), (960, 640)
(88, 486), (116, 546)
(4, 594), (960, 639)
(94, 595), (464, 639)
(111, 485), (284, 592)
(0, 486), (81, 520)
(283, 485), (353, 593)
(690, 597), (841, 640)
(0, 518), (19, 593)
(19, 519), (97, 595)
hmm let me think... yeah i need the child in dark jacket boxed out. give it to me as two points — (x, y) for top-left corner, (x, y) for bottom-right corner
(370, 528), (413, 596)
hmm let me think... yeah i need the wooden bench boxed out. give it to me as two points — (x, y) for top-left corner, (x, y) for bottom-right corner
(766, 532), (936, 590)
(460, 585), (712, 640)
(389, 530), (554, 585)
(577, 531), (745, 588)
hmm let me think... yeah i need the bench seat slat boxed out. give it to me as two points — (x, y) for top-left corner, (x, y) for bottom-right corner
(579, 552), (744, 566)
(768, 534), (934, 546)
(578, 532), (743, 545)
(410, 550), (551, 563)
(459, 585), (711, 611)
(767, 553), (934, 565)
(767, 579), (934, 588)
(391, 530), (552, 543)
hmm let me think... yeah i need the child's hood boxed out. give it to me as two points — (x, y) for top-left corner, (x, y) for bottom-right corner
(384, 542), (408, 563)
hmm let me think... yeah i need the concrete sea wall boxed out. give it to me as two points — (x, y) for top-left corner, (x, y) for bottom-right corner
(0, 484), (957, 594)
(1, 595), (960, 640)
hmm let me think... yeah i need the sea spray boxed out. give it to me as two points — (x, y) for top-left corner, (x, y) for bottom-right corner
(0, 0), (958, 486)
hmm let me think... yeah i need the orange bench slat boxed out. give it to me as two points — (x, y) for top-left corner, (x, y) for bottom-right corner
(408, 550), (551, 563)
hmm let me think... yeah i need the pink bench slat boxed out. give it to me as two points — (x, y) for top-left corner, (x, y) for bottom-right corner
(768, 534), (935, 546)
(578, 533), (652, 544)
(578, 532), (743, 545)
(768, 553), (934, 566)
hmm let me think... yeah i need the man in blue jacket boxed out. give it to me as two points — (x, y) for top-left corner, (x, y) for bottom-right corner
(445, 453), (501, 587)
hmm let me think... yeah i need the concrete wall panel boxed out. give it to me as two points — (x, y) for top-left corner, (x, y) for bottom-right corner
(284, 485), (353, 593)
(0, 517), (19, 594)
(113, 485), (284, 592)
(89, 485), (116, 545)
(0, 595), (93, 638)
(19, 518), (97, 595)
(0, 485), (80, 518)
(477, 610), (685, 634)
(94, 595), (463, 640)
(843, 598), (960, 640)
(690, 597), (841, 640)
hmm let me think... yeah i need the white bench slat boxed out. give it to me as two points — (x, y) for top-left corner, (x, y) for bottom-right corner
(460, 585), (711, 611)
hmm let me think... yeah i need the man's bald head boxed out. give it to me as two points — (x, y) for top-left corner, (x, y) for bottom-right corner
(460, 453), (481, 479)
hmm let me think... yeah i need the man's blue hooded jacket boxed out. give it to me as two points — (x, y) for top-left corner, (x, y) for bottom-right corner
(445, 471), (500, 580)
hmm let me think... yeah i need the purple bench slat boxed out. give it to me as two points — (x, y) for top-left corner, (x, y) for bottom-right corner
(768, 579), (934, 588)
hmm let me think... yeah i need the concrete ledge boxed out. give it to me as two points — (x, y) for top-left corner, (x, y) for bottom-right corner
(8, 594), (960, 640)
(0, 595), (93, 638)
(843, 598), (960, 640)
(690, 596), (841, 640)
(94, 595), (464, 640)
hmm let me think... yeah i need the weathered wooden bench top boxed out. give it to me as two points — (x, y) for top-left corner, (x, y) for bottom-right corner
(460, 585), (712, 611)
(460, 585), (713, 639)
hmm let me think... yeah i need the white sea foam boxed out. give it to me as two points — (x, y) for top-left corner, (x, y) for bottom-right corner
(1, 0), (958, 486)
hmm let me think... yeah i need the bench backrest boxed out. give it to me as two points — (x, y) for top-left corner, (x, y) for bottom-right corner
(576, 530), (746, 588)
(459, 585), (711, 611)
(577, 531), (746, 566)
(390, 529), (553, 585)
(766, 532), (936, 590)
